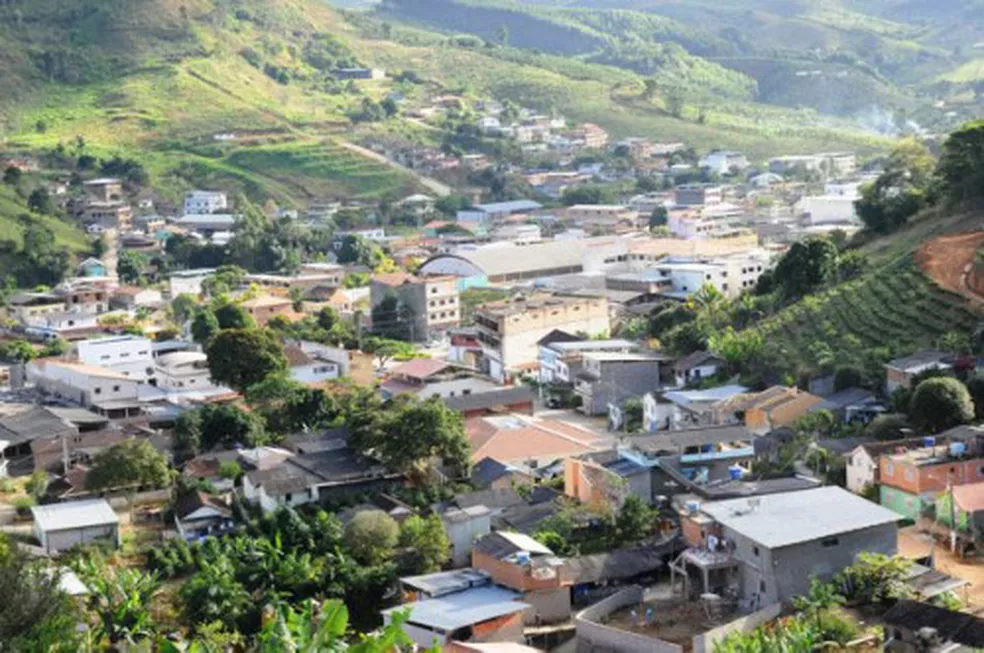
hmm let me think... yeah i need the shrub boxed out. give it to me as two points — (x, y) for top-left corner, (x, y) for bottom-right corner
(12, 496), (35, 519)
(910, 377), (974, 433)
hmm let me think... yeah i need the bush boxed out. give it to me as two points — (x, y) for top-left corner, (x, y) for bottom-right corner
(910, 377), (974, 434)
(866, 413), (911, 441)
(12, 496), (35, 519)
(817, 609), (860, 645)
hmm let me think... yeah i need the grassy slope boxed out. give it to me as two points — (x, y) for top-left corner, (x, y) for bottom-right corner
(0, 186), (90, 253)
(746, 208), (984, 377)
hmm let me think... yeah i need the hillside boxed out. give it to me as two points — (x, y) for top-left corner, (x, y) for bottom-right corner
(0, 0), (901, 210)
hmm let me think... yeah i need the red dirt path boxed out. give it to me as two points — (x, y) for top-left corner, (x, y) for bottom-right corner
(914, 231), (984, 310)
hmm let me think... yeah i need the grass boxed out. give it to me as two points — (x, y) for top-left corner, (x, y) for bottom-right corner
(940, 59), (984, 83)
(0, 185), (89, 252)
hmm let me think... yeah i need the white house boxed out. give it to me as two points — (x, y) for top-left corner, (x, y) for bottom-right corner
(699, 151), (748, 175)
(673, 351), (725, 388)
(24, 312), (100, 338)
(168, 268), (217, 297)
(174, 214), (238, 233)
(795, 195), (859, 225)
(112, 286), (164, 309)
(642, 384), (748, 432)
(440, 505), (492, 567)
(76, 336), (156, 382)
(26, 359), (141, 409)
(155, 351), (213, 390)
(183, 191), (228, 215)
(286, 342), (350, 383)
(32, 499), (120, 554)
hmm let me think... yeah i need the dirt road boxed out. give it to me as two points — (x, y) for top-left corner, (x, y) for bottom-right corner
(915, 231), (984, 309)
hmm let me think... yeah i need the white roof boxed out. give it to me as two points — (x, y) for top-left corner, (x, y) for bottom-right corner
(381, 586), (528, 630)
(32, 499), (118, 532)
(548, 339), (638, 353)
(176, 214), (237, 225)
(700, 486), (899, 549)
(495, 531), (554, 555)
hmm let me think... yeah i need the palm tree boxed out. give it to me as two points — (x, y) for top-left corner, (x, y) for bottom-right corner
(76, 560), (161, 646)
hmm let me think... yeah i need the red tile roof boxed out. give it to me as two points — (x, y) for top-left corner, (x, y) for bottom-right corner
(389, 357), (450, 380)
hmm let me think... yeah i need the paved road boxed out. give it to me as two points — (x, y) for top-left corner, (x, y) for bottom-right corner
(337, 141), (452, 197)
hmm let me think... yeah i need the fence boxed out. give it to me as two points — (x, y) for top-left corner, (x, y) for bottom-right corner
(575, 586), (684, 653)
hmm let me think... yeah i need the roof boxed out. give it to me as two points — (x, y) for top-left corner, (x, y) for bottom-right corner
(240, 295), (291, 309)
(0, 406), (77, 447)
(674, 351), (724, 373)
(283, 345), (315, 368)
(175, 214), (237, 225)
(470, 457), (529, 489)
(474, 200), (543, 214)
(700, 486), (900, 549)
(443, 386), (535, 414)
(630, 424), (755, 455)
(952, 483), (984, 514)
(493, 499), (563, 534)
(882, 600), (984, 647)
(400, 568), (490, 597)
(389, 358), (451, 380)
(466, 414), (604, 464)
(816, 435), (876, 456)
(421, 236), (622, 278)
(156, 351), (207, 368)
(473, 531), (554, 558)
(31, 499), (118, 532)
(819, 387), (876, 409)
(886, 350), (951, 371)
(381, 586), (528, 631)
(536, 329), (582, 347)
(245, 448), (389, 495)
(174, 491), (232, 521)
(661, 384), (749, 406)
(454, 487), (525, 511)
(38, 360), (130, 380)
(564, 546), (664, 584)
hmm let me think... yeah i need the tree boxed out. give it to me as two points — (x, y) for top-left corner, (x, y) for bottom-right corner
(910, 377), (974, 433)
(966, 375), (984, 420)
(793, 577), (845, 633)
(353, 395), (471, 478)
(344, 510), (399, 566)
(560, 184), (616, 206)
(205, 329), (288, 393)
(174, 403), (266, 457)
(190, 308), (220, 344)
(180, 558), (251, 631)
(76, 560), (161, 646)
(201, 265), (246, 297)
(27, 188), (54, 215)
(935, 120), (984, 204)
(866, 413), (911, 441)
(3, 166), (22, 185)
(649, 206), (668, 230)
(117, 250), (145, 285)
(171, 293), (198, 324)
(834, 365), (865, 391)
(85, 439), (171, 491)
(249, 599), (412, 653)
(834, 552), (913, 604)
(0, 537), (80, 652)
(363, 336), (416, 369)
(772, 237), (839, 300)
(245, 375), (338, 435)
(708, 327), (764, 372)
(855, 140), (935, 233)
(615, 495), (658, 543)
(398, 514), (450, 574)
(215, 302), (255, 330)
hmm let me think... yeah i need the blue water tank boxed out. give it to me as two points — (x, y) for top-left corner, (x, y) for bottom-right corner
(951, 442), (968, 457)
(923, 436), (936, 448)
(729, 465), (743, 480)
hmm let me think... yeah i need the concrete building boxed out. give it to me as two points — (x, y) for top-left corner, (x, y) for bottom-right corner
(241, 295), (293, 326)
(473, 294), (609, 382)
(674, 184), (723, 207)
(565, 449), (653, 510)
(83, 178), (123, 202)
(183, 190), (228, 215)
(674, 486), (899, 606)
(168, 268), (217, 297)
(465, 413), (606, 467)
(699, 151), (748, 175)
(456, 200), (543, 225)
(884, 351), (952, 394)
(673, 351), (725, 388)
(441, 505), (493, 568)
(370, 272), (460, 342)
(27, 359), (141, 410)
(174, 214), (237, 233)
(155, 351), (212, 390)
(76, 336), (155, 383)
(285, 343), (349, 384)
(574, 351), (670, 416)
(538, 338), (639, 385)
(32, 499), (120, 554)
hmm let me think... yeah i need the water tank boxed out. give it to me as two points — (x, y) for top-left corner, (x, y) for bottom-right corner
(951, 442), (968, 457)
(515, 551), (531, 565)
(922, 436), (936, 448)
(729, 465), (743, 480)
(685, 500), (701, 513)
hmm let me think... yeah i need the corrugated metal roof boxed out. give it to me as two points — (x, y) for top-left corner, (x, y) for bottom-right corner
(32, 499), (118, 532)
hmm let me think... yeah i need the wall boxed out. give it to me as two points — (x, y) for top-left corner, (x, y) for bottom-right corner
(42, 523), (119, 554)
(880, 485), (924, 521)
(846, 449), (876, 494)
(525, 587), (572, 625)
(691, 603), (782, 653)
(575, 586), (684, 653)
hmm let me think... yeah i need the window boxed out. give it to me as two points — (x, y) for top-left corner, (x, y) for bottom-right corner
(822, 537), (839, 548)
(100, 354), (111, 360)
(94, 387), (102, 394)
(885, 462), (895, 477)
(113, 385), (121, 392)
(759, 580), (766, 593)
(285, 493), (293, 503)
(753, 546), (759, 557)
(904, 469), (914, 482)
(120, 352), (130, 358)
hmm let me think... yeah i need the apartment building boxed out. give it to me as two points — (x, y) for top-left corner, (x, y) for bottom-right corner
(538, 338), (638, 384)
(76, 336), (156, 383)
(473, 294), (609, 382)
(674, 184), (723, 207)
(370, 272), (460, 342)
(575, 351), (670, 416)
(183, 190), (228, 215)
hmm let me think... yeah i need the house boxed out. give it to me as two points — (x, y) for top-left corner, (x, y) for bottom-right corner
(386, 569), (529, 648)
(471, 294), (610, 382)
(77, 257), (108, 278)
(244, 271), (344, 293)
(32, 499), (121, 554)
(173, 491), (234, 542)
(673, 351), (724, 387)
(155, 351), (212, 390)
(441, 505), (492, 567)
(57, 281), (112, 315)
(472, 531), (570, 624)
(25, 312), (101, 341)
(285, 342), (350, 384)
(333, 67), (385, 80)
(30, 412), (121, 474)
(569, 123), (608, 149)
(845, 437), (926, 495)
(379, 358), (501, 401)
(674, 184), (723, 207)
(672, 486), (899, 606)
(443, 386), (536, 418)
(241, 295), (293, 325)
(27, 359), (141, 412)
(83, 178), (123, 202)
(76, 336), (156, 382)
(538, 338), (638, 385)
(712, 386), (828, 433)
(183, 191), (228, 215)
(0, 404), (84, 461)
(470, 457), (535, 490)
(181, 449), (244, 492)
(819, 387), (881, 424)
(242, 445), (400, 514)
(174, 214), (238, 233)
(370, 272), (460, 342)
(882, 600), (984, 652)
(8, 292), (67, 323)
(168, 268), (217, 297)
(642, 384), (749, 432)
(935, 481), (984, 540)
(565, 449), (653, 509)
(576, 351), (670, 416)
(456, 200), (543, 224)
(112, 286), (163, 309)
(465, 413), (606, 467)
(884, 351), (952, 394)
(879, 429), (984, 520)
(699, 151), (748, 175)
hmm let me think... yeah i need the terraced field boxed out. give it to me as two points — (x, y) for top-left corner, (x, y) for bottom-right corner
(753, 258), (981, 376)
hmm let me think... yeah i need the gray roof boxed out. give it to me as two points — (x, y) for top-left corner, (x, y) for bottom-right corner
(817, 435), (876, 456)
(630, 424), (755, 455)
(454, 487), (525, 511)
(0, 406), (77, 447)
(470, 457), (528, 489)
(674, 351), (724, 373)
(32, 499), (118, 532)
(819, 387), (876, 410)
(474, 200), (543, 214)
(246, 447), (390, 495)
(700, 486), (900, 549)
(886, 350), (950, 371)
(400, 568), (490, 597)
(381, 586), (528, 631)
(700, 475), (821, 500)
(443, 386), (535, 414)
(564, 546), (665, 584)
(493, 499), (563, 534)
(882, 600), (984, 647)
